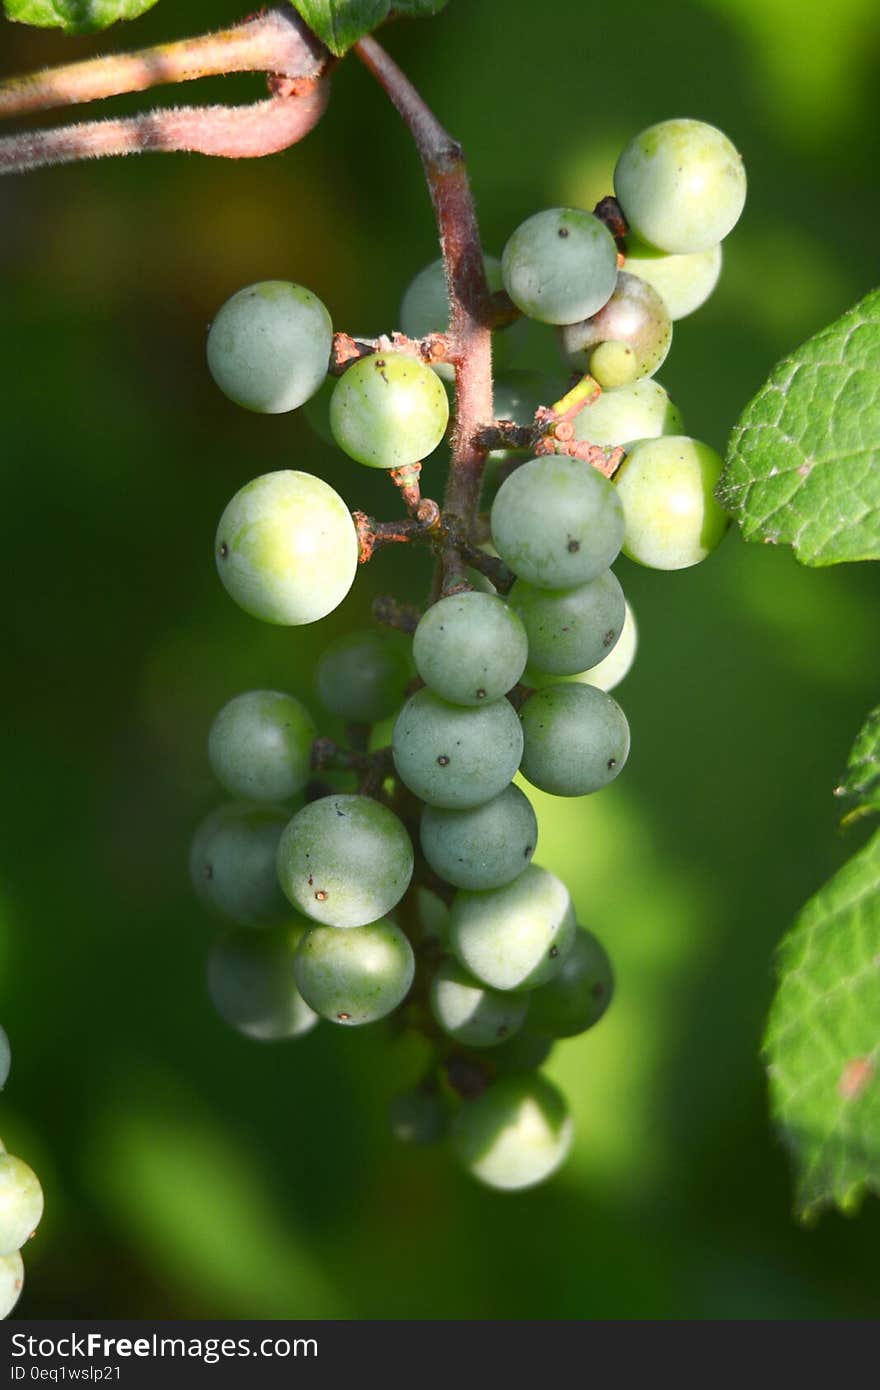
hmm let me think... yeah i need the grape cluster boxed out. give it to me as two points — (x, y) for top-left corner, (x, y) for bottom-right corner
(0, 1029), (45, 1318)
(193, 117), (744, 1191)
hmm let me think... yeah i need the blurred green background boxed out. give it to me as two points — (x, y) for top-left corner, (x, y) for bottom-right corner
(1, 0), (879, 1320)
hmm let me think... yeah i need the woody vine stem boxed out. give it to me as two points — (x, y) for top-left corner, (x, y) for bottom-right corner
(350, 37), (621, 604)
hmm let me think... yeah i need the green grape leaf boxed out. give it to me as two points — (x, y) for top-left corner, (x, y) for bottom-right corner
(293, 1), (391, 56)
(718, 287), (880, 565)
(391, 0), (450, 14)
(765, 827), (880, 1221)
(835, 706), (880, 827)
(3, 0), (159, 32)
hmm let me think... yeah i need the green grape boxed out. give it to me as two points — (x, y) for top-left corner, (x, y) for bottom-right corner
(486, 1027), (554, 1075)
(189, 802), (291, 927)
(399, 255), (527, 378)
(420, 783), (538, 891)
(431, 958), (530, 1048)
(0, 1251), (23, 1320)
(587, 340), (640, 389)
(491, 455), (625, 589)
(392, 689), (523, 809)
(614, 435), (729, 569)
(528, 927), (614, 1037)
(623, 236), (722, 320)
(450, 864), (575, 991)
(573, 379), (683, 448)
(302, 374), (336, 446)
(276, 794), (413, 928)
(559, 272), (672, 385)
(525, 599), (638, 694)
(329, 352), (450, 468)
(208, 690), (315, 803)
(614, 119), (746, 254)
(452, 1074), (573, 1191)
(412, 592), (528, 707)
(413, 885), (450, 948)
(206, 922), (319, 1041)
(216, 470), (358, 626)
(0, 1154), (43, 1256)
(294, 919), (414, 1026)
(0, 1028), (8, 1091)
(519, 684), (630, 797)
(206, 281), (332, 414)
(501, 208), (618, 325)
(510, 569), (625, 676)
(316, 630), (414, 725)
(389, 1088), (447, 1145)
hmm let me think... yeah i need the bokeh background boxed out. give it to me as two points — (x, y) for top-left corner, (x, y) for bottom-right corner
(1, 0), (879, 1320)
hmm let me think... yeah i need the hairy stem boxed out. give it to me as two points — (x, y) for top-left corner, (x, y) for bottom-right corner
(0, 10), (329, 176)
(330, 329), (451, 374)
(0, 78), (329, 174)
(0, 10), (325, 119)
(354, 38), (493, 596)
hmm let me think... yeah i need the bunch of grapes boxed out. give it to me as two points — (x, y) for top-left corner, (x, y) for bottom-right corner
(191, 118), (745, 1191)
(0, 1028), (45, 1318)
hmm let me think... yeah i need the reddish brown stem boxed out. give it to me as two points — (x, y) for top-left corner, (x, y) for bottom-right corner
(355, 38), (493, 595)
(372, 595), (423, 635)
(593, 194), (629, 244)
(0, 77), (329, 174)
(0, 10), (324, 120)
(330, 330), (452, 374)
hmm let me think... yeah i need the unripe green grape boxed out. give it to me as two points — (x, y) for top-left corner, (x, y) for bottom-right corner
(303, 338), (381, 443)
(420, 783), (538, 891)
(329, 352), (450, 468)
(399, 255), (527, 378)
(0, 1029), (8, 1091)
(587, 340), (640, 388)
(315, 629), (414, 726)
(0, 1155), (43, 1256)
(623, 236), (722, 320)
(573, 379), (683, 448)
(491, 455), (625, 589)
(486, 1027), (554, 1075)
(452, 1074), (573, 1191)
(0, 1250), (23, 1319)
(528, 927), (614, 1037)
(216, 470), (358, 626)
(559, 272), (672, 386)
(392, 689), (523, 809)
(614, 119), (746, 254)
(614, 435), (728, 569)
(389, 1088), (447, 1145)
(276, 794), (413, 928)
(431, 958), (530, 1048)
(519, 684), (630, 797)
(301, 374), (338, 447)
(294, 919), (414, 1026)
(208, 690), (315, 803)
(206, 281), (332, 414)
(413, 885), (450, 948)
(525, 599), (638, 694)
(413, 592), (528, 707)
(510, 569), (625, 676)
(206, 922), (319, 1042)
(502, 208), (618, 325)
(189, 803), (291, 927)
(450, 864), (575, 992)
